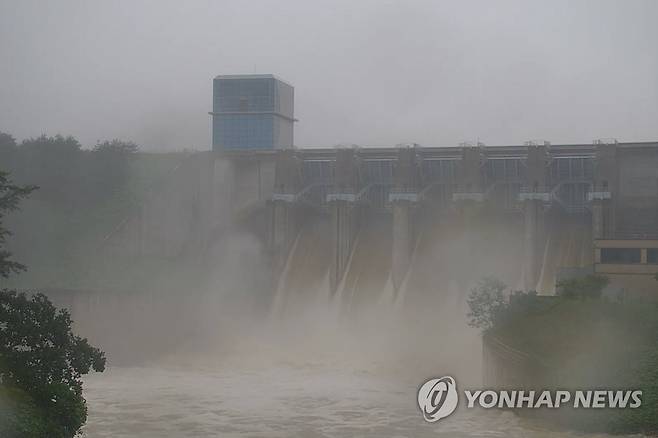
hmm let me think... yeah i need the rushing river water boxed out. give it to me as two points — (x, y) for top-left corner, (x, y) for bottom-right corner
(76, 219), (638, 437)
(81, 364), (638, 438)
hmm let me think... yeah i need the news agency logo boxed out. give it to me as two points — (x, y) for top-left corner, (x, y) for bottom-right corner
(417, 376), (459, 422)
(417, 375), (643, 423)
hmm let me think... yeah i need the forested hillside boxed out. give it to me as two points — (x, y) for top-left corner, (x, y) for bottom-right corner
(0, 131), (188, 290)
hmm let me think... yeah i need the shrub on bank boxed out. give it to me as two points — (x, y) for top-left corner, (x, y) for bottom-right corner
(469, 277), (658, 435)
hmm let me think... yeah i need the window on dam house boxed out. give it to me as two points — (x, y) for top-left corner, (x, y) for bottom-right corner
(600, 248), (642, 264)
(647, 248), (658, 264)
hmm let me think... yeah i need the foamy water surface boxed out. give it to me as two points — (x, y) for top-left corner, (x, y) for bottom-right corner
(81, 364), (633, 438)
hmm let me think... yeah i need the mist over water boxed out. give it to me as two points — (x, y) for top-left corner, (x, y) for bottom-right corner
(75, 204), (613, 437)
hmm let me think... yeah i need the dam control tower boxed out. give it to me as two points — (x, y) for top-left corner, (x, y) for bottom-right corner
(210, 74), (295, 151)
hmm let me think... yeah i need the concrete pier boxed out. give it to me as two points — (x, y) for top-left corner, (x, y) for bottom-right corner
(329, 149), (362, 292)
(270, 150), (303, 266)
(521, 145), (550, 291)
(523, 198), (545, 291)
(390, 148), (420, 290)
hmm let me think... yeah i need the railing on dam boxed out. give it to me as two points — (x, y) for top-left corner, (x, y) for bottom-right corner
(263, 141), (658, 215)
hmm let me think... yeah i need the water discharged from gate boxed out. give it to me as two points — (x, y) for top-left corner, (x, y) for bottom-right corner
(81, 210), (603, 437)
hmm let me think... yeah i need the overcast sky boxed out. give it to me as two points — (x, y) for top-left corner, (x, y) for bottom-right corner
(1, 0), (657, 150)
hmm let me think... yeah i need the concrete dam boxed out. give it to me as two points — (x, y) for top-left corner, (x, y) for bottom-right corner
(67, 75), (658, 344)
(98, 74), (658, 311)
(103, 140), (658, 311)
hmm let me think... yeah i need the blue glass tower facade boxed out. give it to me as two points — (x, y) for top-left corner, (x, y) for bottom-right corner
(211, 75), (294, 151)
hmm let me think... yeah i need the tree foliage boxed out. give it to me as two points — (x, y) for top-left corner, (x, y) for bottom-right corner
(0, 132), (17, 163)
(0, 171), (37, 278)
(556, 274), (609, 299)
(466, 276), (509, 330)
(0, 132), (139, 209)
(0, 290), (106, 437)
(90, 139), (139, 198)
(14, 135), (81, 205)
(93, 139), (139, 155)
(0, 132), (16, 149)
(0, 131), (141, 279)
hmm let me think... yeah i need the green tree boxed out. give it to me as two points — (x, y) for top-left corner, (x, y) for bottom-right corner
(89, 139), (139, 199)
(0, 290), (106, 437)
(0, 171), (37, 278)
(0, 132), (16, 149)
(93, 139), (139, 155)
(17, 135), (82, 206)
(556, 274), (609, 299)
(0, 132), (17, 165)
(466, 277), (508, 330)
